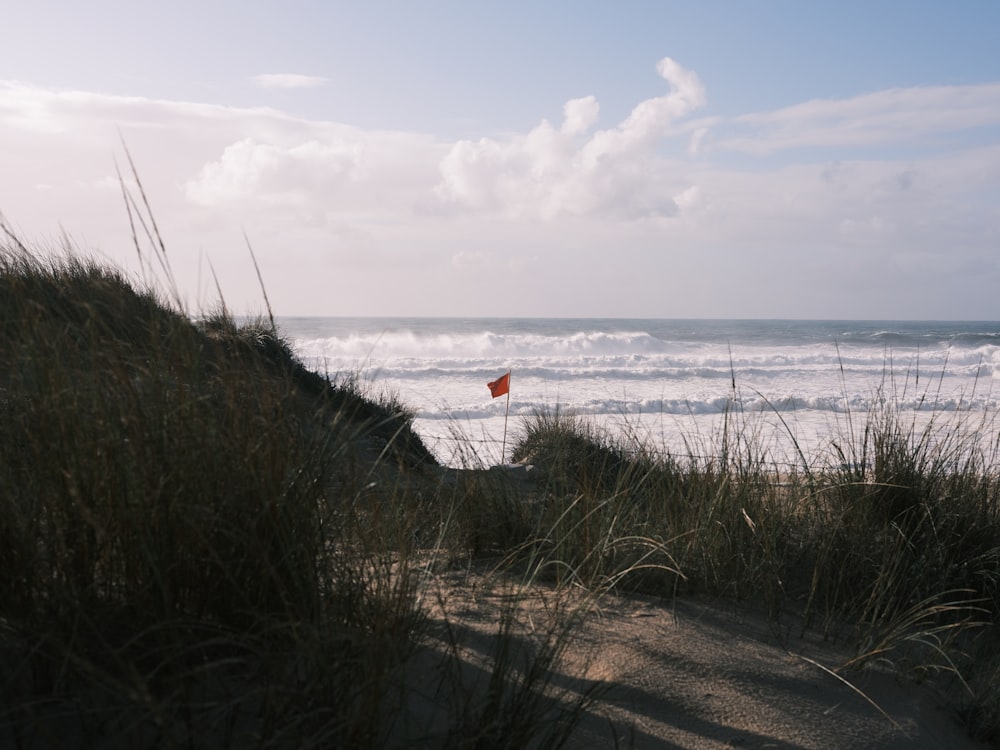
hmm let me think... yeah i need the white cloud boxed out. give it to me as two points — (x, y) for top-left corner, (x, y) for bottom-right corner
(250, 74), (329, 89)
(0, 81), (75, 134)
(435, 57), (706, 219)
(561, 96), (599, 136)
(716, 83), (1000, 155)
(185, 137), (359, 205)
(184, 128), (444, 213)
(189, 58), (710, 224)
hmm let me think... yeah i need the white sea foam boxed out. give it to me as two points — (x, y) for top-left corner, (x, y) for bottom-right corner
(279, 318), (1000, 467)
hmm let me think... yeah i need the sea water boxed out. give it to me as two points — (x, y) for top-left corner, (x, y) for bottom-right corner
(278, 318), (1000, 468)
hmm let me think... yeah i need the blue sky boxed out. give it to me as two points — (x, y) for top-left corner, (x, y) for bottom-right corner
(2, 1), (999, 318)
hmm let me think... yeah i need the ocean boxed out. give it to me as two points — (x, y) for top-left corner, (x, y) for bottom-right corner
(278, 318), (1000, 468)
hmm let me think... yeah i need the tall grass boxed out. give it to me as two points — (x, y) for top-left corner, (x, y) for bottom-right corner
(4, 235), (1000, 745)
(487, 397), (1000, 743)
(0, 243), (607, 748)
(425, 391), (1000, 745)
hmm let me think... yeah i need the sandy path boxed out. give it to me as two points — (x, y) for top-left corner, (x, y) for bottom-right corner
(564, 594), (981, 749)
(423, 569), (988, 749)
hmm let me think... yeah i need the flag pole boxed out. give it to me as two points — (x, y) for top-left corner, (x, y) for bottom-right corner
(500, 370), (511, 463)
(487, 369), (512, 465)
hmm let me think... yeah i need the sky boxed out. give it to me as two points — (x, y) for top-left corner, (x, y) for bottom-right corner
(1, 1), (999, 320)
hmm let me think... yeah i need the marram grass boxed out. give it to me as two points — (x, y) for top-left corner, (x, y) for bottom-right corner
(0, 245), (600, 748)
(3, 241), (1000, 746)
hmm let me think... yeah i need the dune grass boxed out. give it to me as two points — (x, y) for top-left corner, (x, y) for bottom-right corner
(3, 239), (1000, 746)
(494, 400), (1000, 744)
(0, 244), (608, 748)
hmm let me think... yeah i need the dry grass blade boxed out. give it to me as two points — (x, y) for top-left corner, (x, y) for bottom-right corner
(793, 653), (904, 733)
(244, 231), (276, 333)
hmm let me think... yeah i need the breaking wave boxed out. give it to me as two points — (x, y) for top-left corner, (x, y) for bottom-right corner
(278, 317), (1000, 465)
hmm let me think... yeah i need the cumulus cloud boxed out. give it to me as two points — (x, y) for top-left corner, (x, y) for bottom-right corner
(435, 57), (706, 220)
(184, 127), (445, 214)
(190, 58), (709, 223)
(186, 137), (360, 205)
(560, 96), (599, 136)
(250, 74), (329, 89)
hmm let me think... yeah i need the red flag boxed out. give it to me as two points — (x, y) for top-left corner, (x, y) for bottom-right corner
(487, 371), (510, 399)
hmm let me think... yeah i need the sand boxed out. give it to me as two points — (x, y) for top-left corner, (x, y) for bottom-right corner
(419, 564), (989, 749)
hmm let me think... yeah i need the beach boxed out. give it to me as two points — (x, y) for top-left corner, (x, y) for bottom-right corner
(283, 317), (1000, 467)
(5, 257), (999, 746)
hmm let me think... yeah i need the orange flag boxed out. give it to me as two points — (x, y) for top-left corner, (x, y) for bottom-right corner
(487, 371), (510, 399)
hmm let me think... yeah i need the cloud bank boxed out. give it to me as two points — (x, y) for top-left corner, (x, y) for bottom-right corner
(1, 56), (999, 317)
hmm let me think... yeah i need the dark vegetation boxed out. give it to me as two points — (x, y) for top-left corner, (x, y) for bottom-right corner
(2, 241), (1000, 747)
